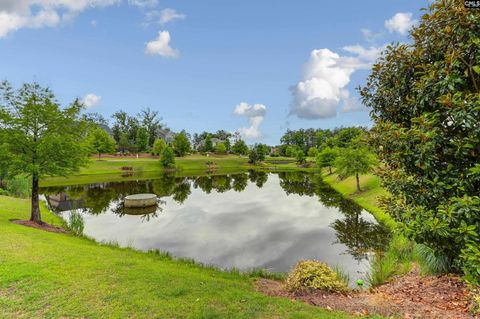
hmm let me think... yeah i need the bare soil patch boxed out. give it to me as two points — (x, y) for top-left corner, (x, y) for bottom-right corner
(256, 268), (474, 318)
(11, 219), (66, 234)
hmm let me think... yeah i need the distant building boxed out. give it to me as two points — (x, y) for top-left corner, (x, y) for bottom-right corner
(99, 124), (114, 137)
(156, 128), (175, 144)
(197, 137), (225, 150)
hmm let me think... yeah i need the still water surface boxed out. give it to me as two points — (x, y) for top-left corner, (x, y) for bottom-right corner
(41, 171), (390, 280)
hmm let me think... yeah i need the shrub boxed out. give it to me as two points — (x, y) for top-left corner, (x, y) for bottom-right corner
(285, 260), (348, 293)
(160, 146), (175, 168)
(152, 138), (166, 156)
(307, 147), (318, 157)
(215, 142), (227, 154)
(6, 176), (31, 198)
(295, 150), (306, 164)
(67, 210), (84, 236)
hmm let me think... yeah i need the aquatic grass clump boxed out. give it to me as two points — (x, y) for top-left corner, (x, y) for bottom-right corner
(333, 265), (350, 288)
(367, 235), (416, 287)
(67, 210), (84, 236)
(246, 268), (287, 281)
(414, 243), (450, 275)
(286, 260), (349, 293)
(366, 253), (398, 287)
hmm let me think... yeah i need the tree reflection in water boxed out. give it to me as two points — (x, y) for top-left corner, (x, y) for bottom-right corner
(42, 171), (390, 261)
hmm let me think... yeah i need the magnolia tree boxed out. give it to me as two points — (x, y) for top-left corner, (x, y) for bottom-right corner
(0, 81), (90, 224)
(360, 0), (480, 277)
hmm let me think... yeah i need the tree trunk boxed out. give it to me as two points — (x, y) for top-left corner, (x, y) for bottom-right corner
(356, 173), (361, 192)
(30, 173), (42, 224)
(98, 153), (101, 160)
(329, 166), (332, 175)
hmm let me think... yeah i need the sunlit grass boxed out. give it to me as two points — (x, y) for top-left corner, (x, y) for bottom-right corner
(0, 195), (355, 319)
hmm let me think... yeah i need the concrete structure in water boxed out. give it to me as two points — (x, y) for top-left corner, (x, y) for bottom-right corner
(124, 194), (157, 208)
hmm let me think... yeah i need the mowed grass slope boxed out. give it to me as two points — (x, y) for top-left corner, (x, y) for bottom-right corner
(41, 155), (304, 186)
(0, 196), (354, 319)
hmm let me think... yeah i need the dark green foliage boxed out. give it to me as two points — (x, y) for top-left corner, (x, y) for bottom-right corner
(87, 127), (116, 159)
(135, 127), (149, 152)
(160, 146), (175, 168)
(280, 127), (366, 153)
(111, 110), (139, 151)
(248, 144), (266, 164)
(204, 135), (214, 152)
(139, 107), (163, 147)
(172, 131), (191, 157)
(360, 0), (480, 278)
(0, 81), (90, 223)
(295, 150), (306, 164)
(285, 145), (301, 158)
(333, 127), (365, 148)
(117, 132), (130, 153)
(224, 138), (231, 152)
(232, 139), (248, 155)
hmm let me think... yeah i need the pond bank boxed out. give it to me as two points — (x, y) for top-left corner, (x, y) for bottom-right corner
(0, 195), (354, 319)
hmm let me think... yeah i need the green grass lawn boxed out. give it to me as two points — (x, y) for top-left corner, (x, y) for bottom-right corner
(321, 172), (393, 228)
(41, 155), (309, 187)
(0, 195), (357, 319)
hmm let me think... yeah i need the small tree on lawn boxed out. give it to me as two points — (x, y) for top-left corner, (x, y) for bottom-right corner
(87, 127), (116, 160)
(160, 146), (175, 168)
(248, 144), (266, 164)
(307, 147), (318, 158)
(224, 138), (231, 152)
(135, 127), (149, 152)
(296, 150), (306, 165)
(204, 135), (214, 152)
(316, 147), (338, 174)
(152, 138), (166, 156)
(0, 81), (90, 224)
(285, 145), (299, 157)
(172, 131), (191, 157)
(334, 147), (376, 192)
(232, 139), (248, 155)
(215, 142), (227, 154)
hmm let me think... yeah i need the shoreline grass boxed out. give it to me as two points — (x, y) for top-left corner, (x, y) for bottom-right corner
(0, 195), (359, 319)
(41, 154), (311, 187)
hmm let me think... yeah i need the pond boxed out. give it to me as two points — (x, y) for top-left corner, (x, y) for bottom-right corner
(41, 171), (390, 281)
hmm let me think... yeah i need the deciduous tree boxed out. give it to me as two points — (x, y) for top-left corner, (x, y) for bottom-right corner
(0, 81), (90, 224)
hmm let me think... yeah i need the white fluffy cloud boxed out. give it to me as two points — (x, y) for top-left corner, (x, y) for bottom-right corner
(0, 0), (118, 38)
(128, 0), (158, 9)
(290, 46), (380, 120)
(143, 8), (186, 26)
(385, 12), (417, 35)
(145, 30), (179, 58)
(234, 102), (267, 139)
(158, 8), (186, 25)
(82, 93), (101, 108)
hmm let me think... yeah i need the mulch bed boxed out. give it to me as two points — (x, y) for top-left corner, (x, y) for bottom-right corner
(11, 219), (67, 234)
(256, 268), (475, 318)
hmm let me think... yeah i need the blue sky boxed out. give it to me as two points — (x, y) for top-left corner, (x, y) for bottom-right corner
(0, 0), (427, 145)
